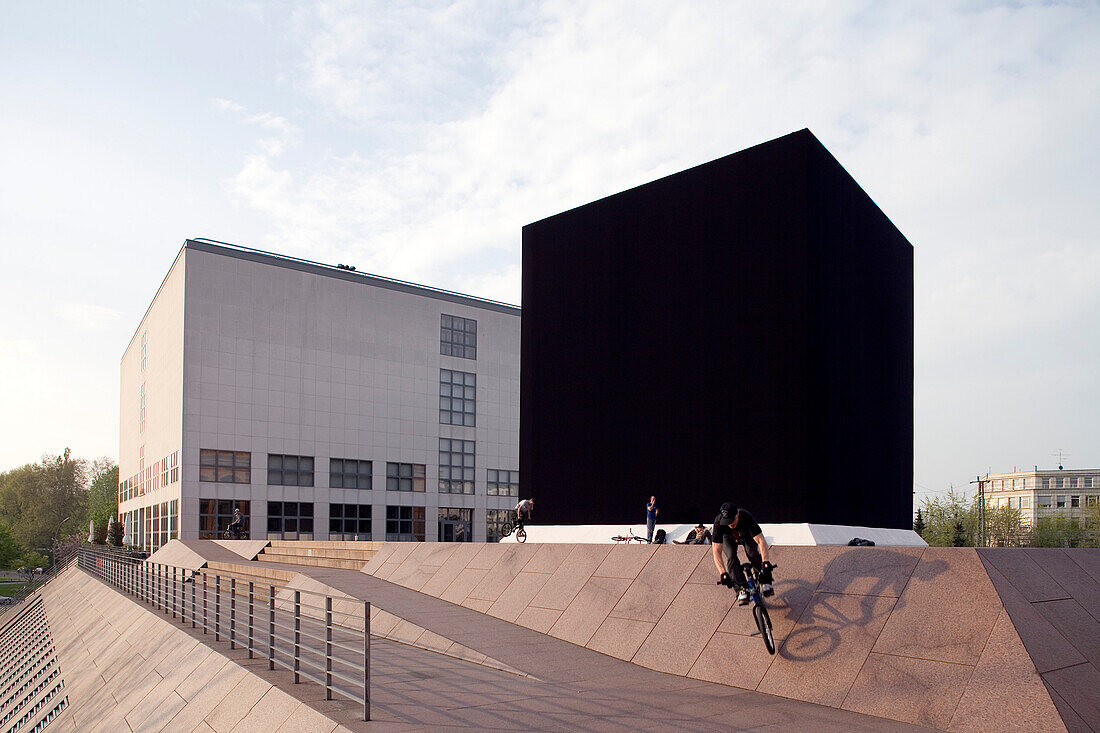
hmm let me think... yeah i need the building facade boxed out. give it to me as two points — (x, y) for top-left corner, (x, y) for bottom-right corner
(119, 240), (520, 550)
(984, 468), (1100, 525)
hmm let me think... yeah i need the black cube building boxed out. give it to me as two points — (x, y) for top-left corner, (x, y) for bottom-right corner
(521, 129), (913, 529)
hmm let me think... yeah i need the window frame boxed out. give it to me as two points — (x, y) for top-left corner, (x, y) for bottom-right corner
(439, 438), (475, 494)
(268, 454), (315, 487)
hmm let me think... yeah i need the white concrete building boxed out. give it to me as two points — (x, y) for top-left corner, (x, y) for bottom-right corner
(983, 467), (1100, 526)
(119, 239), (521, 550)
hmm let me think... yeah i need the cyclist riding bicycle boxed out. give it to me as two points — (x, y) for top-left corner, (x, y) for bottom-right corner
(226, 507), (244, 538)
(712, 501), (774, 606)
(514, 498), (534, 527)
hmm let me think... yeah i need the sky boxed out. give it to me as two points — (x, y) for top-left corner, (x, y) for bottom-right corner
(1, 1), (1097, 506)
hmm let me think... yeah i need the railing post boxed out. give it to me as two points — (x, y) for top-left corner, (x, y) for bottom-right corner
(215, 575), (221, 641)
(229, 577), (236, 650)
(293, 590), (301, 684)
(364, 601), (370, 722)
(247, 582), (255, 659)
(325, 596), (333, 700)
(268, 585), (276, 671)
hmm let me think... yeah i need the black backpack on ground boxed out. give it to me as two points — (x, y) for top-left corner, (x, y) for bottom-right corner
(847, 537), (876, 546)
(653, 529), (666, 544)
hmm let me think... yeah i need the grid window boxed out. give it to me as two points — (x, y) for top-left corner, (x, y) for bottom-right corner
(1022, 497), (1031, 508)
(200, 450), (251, 483)
(386, 462), (425, 492)
(1071, 496), (1081, 508)
(330, 458), (372, 489)
(487, 469), (519, 497)
(268, 454), (314, 486)
(386, 506), (425, 541)
(1056, 495), (1066, 508)
(329, 504), (372, 540)
(439, 439), (475, 494)
(441, 314), (477, 359)
(438, 508), (472, 542)
(199, 499), (250, 539)
(486, 509), (513, 543)
(267, 501), (314, 539)
(1037, 495), (1052, 508)
(1086, 477), (1094, 489)
(1087, 496), (1097, 507)
(439, 369), (476, 426)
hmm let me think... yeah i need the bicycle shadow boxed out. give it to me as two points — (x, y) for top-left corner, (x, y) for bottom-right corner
(775, 548), (947, 663)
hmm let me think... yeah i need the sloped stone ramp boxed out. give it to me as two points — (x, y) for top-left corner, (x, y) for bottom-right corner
(359, 542), (1091, 732)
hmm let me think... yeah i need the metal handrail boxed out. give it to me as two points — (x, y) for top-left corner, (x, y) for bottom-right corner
(77, 547), (370, 720)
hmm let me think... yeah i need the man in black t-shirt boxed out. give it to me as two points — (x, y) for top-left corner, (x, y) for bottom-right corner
(712, 502), (774, 605)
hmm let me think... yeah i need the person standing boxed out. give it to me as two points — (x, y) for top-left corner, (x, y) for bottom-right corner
(646, 496), (659, 543)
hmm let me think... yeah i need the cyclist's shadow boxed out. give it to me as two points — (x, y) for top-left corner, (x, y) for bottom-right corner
(776, 549), (947, 663)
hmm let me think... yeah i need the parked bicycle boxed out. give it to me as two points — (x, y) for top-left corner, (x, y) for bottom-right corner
(718, 561), (778, 654)
(610, 529), (648, 544)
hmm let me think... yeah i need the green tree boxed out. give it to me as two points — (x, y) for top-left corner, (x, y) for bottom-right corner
(1030, 516), (1088, 548)
(87, 459), (119, 528)
(913, 509), (925, 537)
(985, 503), (1028, 547)
(0, 448), (88, 561)
(920, 488), (975, 547)
(952, 521), (967, 547)
(0, 520), (22, 569)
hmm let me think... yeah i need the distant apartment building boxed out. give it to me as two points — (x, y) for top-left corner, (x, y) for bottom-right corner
(983, 468), (1100, 525)
(118, 239), (521, 551)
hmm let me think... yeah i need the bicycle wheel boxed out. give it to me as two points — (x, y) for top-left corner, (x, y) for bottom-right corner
(516, 527), (527, 543)
(754, 604), (776, 655)
(500, 522), (513, 538)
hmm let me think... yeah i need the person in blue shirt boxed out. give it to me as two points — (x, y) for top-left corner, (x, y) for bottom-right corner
(646, 496), (659, 543)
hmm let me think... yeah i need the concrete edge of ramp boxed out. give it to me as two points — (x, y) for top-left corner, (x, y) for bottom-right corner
(31, 564), (360, 733)
(278, 569), (535, 679)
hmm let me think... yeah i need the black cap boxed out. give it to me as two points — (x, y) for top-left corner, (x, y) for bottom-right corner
(716, 502), (737, 526)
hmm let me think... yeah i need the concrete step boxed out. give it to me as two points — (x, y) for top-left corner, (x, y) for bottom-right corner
(253, 553), (367, 570)
(204, 560), (295, 589)
(259, 547), (376, 562)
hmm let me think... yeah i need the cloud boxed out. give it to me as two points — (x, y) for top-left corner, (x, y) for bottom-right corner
(54, 303), (121, 330)
(212, 97), (246, 113)
(217, 1), (1100, 496)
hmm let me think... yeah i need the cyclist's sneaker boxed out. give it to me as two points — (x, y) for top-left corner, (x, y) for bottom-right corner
(736, 588), (750, 606)
(762, 583), (774, 597)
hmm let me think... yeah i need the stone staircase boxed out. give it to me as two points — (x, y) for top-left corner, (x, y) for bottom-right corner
(255, 540), (381, 571)
(203, 559), (296, 590)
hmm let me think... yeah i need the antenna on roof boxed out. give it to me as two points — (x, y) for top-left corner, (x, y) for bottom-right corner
(1051, 448), (1070, 470)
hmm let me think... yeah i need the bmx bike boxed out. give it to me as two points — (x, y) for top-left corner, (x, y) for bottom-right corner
(610, 530), (648, 544)
(719, 562), (778, 654)
(500, 520), (527, 543)
(222, 525), (246, 540)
